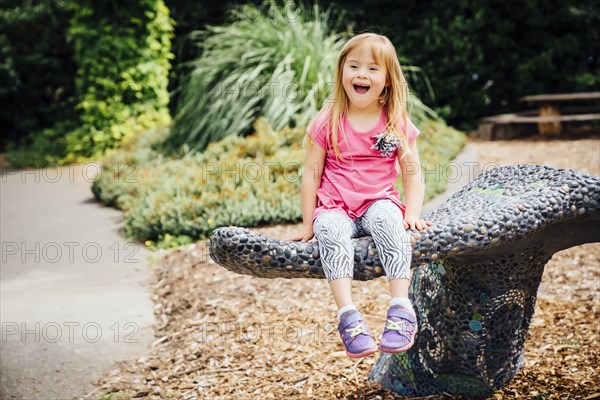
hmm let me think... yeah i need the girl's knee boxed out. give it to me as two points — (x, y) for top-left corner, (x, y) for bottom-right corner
(366, 201), (404, 232)
(314, 212), (353, 239)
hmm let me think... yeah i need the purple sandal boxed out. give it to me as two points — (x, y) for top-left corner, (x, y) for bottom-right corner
(379, 306), (418, 353)
(337, 311), (378, 358)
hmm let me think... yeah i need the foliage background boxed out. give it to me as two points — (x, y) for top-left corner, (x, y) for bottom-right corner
(62, 0), (174, 163)
(2, 0), (597, 156)
(0, 0), (77, 151)
(334, 0), (600, 130)
(165, 1), (349, 154)
(163, 0), (599, 132)
(2, 0), (174, 166)
(81, 1), (465, 247)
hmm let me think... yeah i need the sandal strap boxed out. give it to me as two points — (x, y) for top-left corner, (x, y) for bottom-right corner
(387, 307), (417, 323)
(337, 312), (363, 333)
(341, 322), (374, 343)
(384, 308), (417, 335)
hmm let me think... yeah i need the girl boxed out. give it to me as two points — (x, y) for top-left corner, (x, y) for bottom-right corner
(289, 33), (432, 358)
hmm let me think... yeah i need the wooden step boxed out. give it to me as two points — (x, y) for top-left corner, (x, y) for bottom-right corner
(481, 113), (600, 124)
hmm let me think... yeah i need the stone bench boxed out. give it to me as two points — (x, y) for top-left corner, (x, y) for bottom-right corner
(209, 164), (600, 397)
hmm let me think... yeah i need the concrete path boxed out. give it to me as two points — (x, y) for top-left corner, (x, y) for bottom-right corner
(0, 163), (156, 399)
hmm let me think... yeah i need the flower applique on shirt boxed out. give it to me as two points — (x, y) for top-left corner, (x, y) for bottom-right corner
(370, 131), (403, 158)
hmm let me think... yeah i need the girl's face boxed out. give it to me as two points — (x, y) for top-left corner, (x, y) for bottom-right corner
(342, 44), (388, 111)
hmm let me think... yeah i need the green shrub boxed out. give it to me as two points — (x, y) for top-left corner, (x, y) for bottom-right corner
(412, 119), (467, 201)
(166, 0), (347, 155)
(94, 118), (305, 247)
(93, 117), (465, 249)
(6, 0), (175, 168)
(62, 0), (175, 164)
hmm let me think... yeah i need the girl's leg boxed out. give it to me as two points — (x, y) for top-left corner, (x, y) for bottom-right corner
(328, 277), (353, 310)
(314, 211), (377, 358)
(313, 211), (358, 308)
(362, 199), (418, 353)
(389, 277), (411, 299)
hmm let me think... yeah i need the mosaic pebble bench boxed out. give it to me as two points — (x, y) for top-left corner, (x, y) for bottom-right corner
(210, 164), (600, 398)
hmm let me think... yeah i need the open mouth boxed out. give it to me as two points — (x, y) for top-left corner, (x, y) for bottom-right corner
(353, 83), (370, 94)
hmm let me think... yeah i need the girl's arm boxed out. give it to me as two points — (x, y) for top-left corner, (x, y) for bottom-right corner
(288, 137), (326, 241)
(398, 140), (433, 231)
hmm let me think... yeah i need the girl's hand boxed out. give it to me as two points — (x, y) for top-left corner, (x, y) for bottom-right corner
(287, 225), (314, 241)
(403, 216), (433, 231)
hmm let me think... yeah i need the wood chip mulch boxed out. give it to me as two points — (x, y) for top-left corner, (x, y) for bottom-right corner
(94, 136), (600, 399)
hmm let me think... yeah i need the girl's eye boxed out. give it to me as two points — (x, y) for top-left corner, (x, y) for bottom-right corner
(370, 68), (378, 71)
(350, 65), (357, 69)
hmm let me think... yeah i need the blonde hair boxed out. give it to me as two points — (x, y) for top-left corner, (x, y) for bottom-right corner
(308, 33), (412, 160)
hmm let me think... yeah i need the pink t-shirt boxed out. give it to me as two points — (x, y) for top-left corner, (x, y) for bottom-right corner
(307, 106), (420, 222)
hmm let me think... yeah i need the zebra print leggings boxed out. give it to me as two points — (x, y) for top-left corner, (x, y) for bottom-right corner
(313, 199), (413, 282)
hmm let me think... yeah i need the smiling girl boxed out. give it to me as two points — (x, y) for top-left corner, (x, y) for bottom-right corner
(289, 33), (432, 358)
